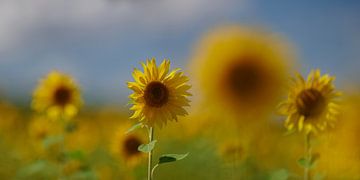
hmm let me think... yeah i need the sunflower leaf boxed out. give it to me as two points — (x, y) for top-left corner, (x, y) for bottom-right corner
(65, 150), (85, 161)
(270, 169), (289, 180)
(138, 140), (157, 153)
(298, 157), (316, 168)
(297, 157), (308, 167)
(158, 153), (188, 164)
(125, 122), (144, 134)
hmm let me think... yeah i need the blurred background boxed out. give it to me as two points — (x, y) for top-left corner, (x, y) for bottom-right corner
(0, 0), (359, 104)
(0, 0), (359, 179)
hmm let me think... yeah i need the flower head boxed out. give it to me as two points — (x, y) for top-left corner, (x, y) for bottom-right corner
(32, 71), (82, 120)
(127, 59), (191, 127)
(278, 69), (341, 134)
(111, 124), (146, 167)
(191, 25), (293, 118)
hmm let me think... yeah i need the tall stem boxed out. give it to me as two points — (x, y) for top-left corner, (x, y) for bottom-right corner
(148, 127), (154, 180)
(304, 133), (311, 180)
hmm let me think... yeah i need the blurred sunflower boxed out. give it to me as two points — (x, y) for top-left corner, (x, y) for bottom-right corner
(190, 25), (293, 118)
(28, 116), (60, 142)
(32, 71), (82, 120)
(127, 58), (191, 127)
(27, 116), (62, 157)
(278, 69), (341, 134)
(65, 117), (100, 153)
(111, 123), (146, 167)
(315, 94), (360, 178)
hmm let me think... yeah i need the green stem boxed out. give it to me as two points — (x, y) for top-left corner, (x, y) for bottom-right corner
(151, 164), (159, 179)
(304, 133), (311, 180)
(148, 127), (154, 180)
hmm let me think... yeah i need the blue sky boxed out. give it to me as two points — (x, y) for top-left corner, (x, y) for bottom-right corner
(0, 0), (359, 105)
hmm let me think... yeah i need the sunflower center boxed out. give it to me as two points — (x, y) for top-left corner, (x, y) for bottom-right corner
(54, 86), (72, 106)
(144, 81), (169, 107)
(296, 89), (326, 117)
(123, 136), (142, 156)
(226, 60), (263, 98)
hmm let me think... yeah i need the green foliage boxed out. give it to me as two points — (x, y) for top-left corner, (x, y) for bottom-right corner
(158, 153), (189, 164)
(16, 160), (59, 179)
(298, 153), (320, 169)
(138, 140), (157, 153)
(42, 135), (64, 149)
(65, 150), (85, 161)
(270, 169), (289, 180)
(125, 122), (144, 134)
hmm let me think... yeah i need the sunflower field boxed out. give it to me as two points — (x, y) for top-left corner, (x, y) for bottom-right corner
(0, 1), (360, 180)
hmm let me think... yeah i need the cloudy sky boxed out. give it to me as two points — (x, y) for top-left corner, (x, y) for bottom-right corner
(0, 0), (359, 105)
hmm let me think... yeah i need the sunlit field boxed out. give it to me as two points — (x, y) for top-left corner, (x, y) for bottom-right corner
(0, 1), (360, 180)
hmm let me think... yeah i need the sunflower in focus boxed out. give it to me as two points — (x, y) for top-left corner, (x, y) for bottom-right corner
(32, 71), (82, 120)
(278, 69), (341, 134)
(111, 124), (146, 167)
(127, 58), (191, 127)
(191, 25), (293, 117)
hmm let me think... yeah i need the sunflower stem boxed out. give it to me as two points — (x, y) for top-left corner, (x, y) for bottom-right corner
(304, 132), (311, 180)
(148, 127), (154, 180)
(151, 163), (159, 179)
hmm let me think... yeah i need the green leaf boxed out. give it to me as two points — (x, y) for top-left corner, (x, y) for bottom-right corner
(65, 150), (85, 160)
(297, 157), (309, 168)
(158, 153), (189, 164)
(138, 140), (157, 153)
(298, 157), (317, 169)
(42, 135), (64, 149)
(270, 169), (289, 180)
(125, 122), (143, 134)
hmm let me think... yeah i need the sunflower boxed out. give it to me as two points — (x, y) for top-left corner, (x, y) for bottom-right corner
(278, 69), (341, 134)
(190, 25), (293, 117)
(111, 123), (146, 167)
(32, 71), (82, 120)
(316, 94), (360, 178)
(27, 116), (62, 157)
(127, 58), (191, 127)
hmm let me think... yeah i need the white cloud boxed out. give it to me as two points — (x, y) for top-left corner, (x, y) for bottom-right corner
(0, 0), (244, 54)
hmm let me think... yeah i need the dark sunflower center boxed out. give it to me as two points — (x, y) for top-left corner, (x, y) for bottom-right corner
(123, 136), (142, 156)
(226, 60), (263, 98)
(54, 86), (72, 106)
(296, 89), (326, 117)
(144, 81), (169, 107)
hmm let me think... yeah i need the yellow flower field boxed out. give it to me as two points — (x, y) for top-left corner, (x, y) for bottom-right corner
(0, 3), (359, 179)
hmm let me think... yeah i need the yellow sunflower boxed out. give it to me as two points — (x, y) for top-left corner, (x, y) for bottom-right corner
(190, 25), (294, 117)
(111, 123), (146, 167)
(316, 94), (360, 178)
(127, 58), (191, 127)
(32, 71), (82, 120)
(278, 69), (341, 134)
